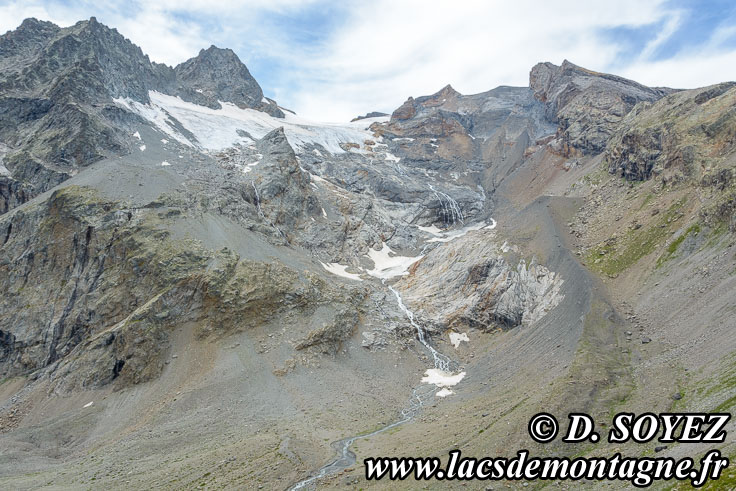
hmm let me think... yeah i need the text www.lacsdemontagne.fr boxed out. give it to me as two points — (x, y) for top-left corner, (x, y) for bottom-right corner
(364, 450), (729, 487)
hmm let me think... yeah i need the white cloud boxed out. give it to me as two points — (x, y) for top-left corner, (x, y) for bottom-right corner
(286, 0), (674, 120)
(621, 51), (736, 90)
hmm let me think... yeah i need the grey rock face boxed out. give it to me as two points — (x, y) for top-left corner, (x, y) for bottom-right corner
(351, 111), (388, 122)
(0, 184), (369, 390)
(530, 60), (672, 155)
(605, 83), (736, 182)
(251, 127), (321, 234)
(174, 45), (284, 117)
(397, 235), (564, 333)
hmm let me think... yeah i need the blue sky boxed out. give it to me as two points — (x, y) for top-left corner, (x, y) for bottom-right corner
(1, 0), (735, 120)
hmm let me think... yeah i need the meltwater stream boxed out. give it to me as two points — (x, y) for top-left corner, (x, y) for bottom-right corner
(290, 287), (459, 490)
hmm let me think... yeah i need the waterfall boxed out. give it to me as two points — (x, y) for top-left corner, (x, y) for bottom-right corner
(251, 180), (285, 239)
(429, 184), (464, 226)
(389, 286), (453, 372)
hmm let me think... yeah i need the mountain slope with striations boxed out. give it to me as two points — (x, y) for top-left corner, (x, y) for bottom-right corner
(0, 17), (735, 490)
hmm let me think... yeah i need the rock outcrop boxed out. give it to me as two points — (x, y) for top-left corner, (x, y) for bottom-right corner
(397, 233), (564, 332)
(174, 45), (283, 117)
(0, 185), (367, 391)
(530, 60), (672, 155)
(605, 82), (736, 182)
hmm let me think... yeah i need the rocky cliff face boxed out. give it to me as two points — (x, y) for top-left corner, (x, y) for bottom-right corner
(605, 82), (736, 181)
(530, 60), (672, 155)
(173, 45), (283, 117)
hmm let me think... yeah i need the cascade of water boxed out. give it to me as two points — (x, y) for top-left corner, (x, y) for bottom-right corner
(251, 180), (286, 239)
(251, 180), (266, 220)
(389, 286), (452, 372)
(429, 184), (464, 226)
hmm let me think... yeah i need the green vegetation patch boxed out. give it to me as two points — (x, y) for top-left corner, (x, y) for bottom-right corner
(587, 198), (688, 275)
(656, 223), (701, 268)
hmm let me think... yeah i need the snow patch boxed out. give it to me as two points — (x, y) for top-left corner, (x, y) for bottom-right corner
(161, 139), (169, 144)
(365, 243), (422, 280)
(320, 262), (363, 281)
(435, 388), (454, 398)
(83, 401), (94, 408)
(139, 144), (146, 151)
(384, 152), (400, 163)
(449, 332), (469, 348)
(161, 161), (171, 166)
(241, 161), (259, 173)
(426, 222), (488, 243)
(417, 225), (444, 236)
(321, 207), (328, 218)
(421, 368), (466, 388)
(132, 131), (141, 140)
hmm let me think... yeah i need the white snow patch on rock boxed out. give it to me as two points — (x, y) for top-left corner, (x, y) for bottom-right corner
(435, 388), (454, 397)
(426, 222), (487, 243)
(242, 162), (259, 173)
(421, 368), (466, 388)
(365, 243), (422, 280)
(320, 262), (363, 281)
(83, 401), (94, 408)
(384, 152), (400, 163)
(161, 161), (171, 166)
(449, 332), (469, 348)
(139, 144), (146, 151)
(132, 131), (141, 140)
(417, 225), (444, 236)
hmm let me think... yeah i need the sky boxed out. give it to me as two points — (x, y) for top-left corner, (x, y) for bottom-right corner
(1, 0), (735, 121)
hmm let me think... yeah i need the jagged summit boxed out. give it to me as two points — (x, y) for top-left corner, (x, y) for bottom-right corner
(173, 44), (283, 117)
(351, 111), (388, 122)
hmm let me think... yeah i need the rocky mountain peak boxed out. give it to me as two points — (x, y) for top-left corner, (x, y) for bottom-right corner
(0, 17), (59, 65)
(173, 44), (277, 114)
(529, 59), (673, 154)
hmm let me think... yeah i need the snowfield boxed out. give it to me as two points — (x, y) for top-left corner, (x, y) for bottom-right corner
(114, 91), (387, 154)
(365, 243), (423, 280)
